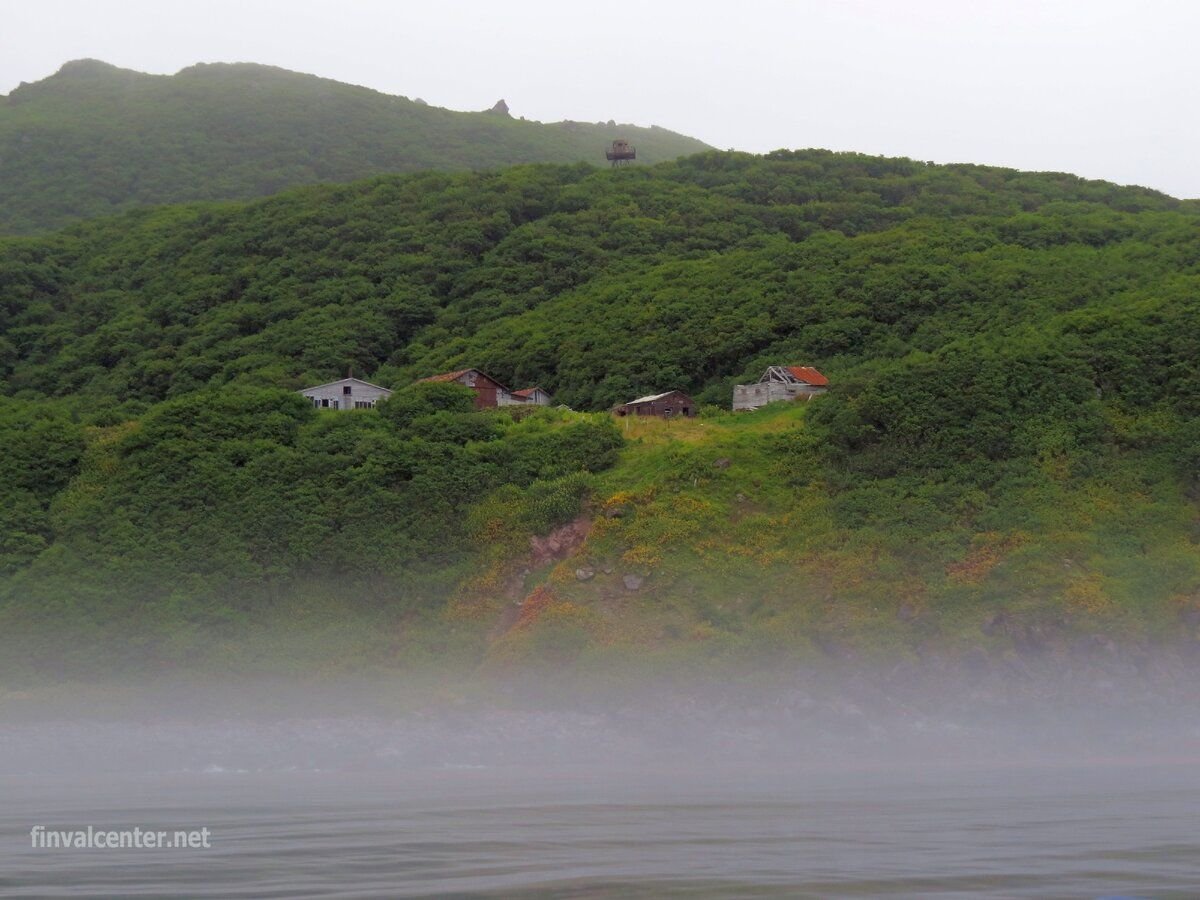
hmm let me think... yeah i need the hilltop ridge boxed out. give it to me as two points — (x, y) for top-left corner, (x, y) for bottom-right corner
(0, 59), (709, 234)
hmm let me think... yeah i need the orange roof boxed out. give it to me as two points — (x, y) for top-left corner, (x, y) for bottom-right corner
(512, 387), (543, 398)
(418, 369), (474, 383)
(787, 366), (828, 386)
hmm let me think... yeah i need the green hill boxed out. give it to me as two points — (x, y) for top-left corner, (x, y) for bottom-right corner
(0, 59), (709, 235)
(1, 149), (1199, 679)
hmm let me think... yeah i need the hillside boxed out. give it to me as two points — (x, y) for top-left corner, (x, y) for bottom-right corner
(0, 59), (710, 235)
(1, 149), (1199, 679)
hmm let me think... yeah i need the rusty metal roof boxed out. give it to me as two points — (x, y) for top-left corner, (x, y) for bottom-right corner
(417, 369), (475, 383)
(786, 366), (829, 386)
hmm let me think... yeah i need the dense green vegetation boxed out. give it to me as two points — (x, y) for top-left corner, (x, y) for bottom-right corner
(0, 59), (709, 235)
(0, 383), (621, 674)
(2, 148), (1199, 676)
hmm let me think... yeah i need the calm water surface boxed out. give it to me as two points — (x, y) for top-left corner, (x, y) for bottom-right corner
(1, 760), (1197, 898)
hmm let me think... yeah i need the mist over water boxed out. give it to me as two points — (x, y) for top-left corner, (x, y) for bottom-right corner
(3, 667), (1200, 897)
(5, 764), (1199, 898)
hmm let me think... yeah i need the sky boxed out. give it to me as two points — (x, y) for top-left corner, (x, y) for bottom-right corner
(4, 0), (1199, 197)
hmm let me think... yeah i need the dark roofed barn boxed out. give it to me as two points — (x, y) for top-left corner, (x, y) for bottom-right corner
(613, 390), (696, 418)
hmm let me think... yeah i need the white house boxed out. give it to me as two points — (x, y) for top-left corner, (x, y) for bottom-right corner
(299, 377), (392, 410)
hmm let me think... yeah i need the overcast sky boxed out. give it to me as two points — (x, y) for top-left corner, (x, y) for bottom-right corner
(4, 0), (1199, 197)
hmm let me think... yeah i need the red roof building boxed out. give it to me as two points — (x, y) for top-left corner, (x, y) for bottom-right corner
(733, 365), (829, 411)
(511, 386), (553, 406)
(785, 366), (829, 387)
(416, 369), (552, 408)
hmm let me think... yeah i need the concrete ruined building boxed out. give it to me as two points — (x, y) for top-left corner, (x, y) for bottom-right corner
(732, 366), (828, 411)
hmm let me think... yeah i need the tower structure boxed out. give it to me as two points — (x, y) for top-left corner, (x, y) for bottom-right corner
(605, 139), (636, 167)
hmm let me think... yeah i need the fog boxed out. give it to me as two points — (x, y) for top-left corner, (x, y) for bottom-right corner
(8, 637), (1200, 900)
(3, 665), (1200, 895)
(5, 0), (1200, 197)
(5, 657), (1200, 774)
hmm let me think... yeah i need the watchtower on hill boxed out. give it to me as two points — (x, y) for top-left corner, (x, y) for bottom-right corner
(606, 139), (636, 167)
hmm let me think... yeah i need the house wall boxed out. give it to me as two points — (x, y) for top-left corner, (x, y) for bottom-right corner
(733, 382), (825, 411)
(453, 371), (508, 409)
(506, 388), (553, 407)
(301, 379), (392, 410)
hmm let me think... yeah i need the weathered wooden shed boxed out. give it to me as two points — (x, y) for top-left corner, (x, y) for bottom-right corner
(733, 366), (828, 411)
(613, 390), (696, 418)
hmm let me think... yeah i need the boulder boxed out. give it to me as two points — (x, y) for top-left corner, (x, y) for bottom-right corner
(528, 516), (592, 567)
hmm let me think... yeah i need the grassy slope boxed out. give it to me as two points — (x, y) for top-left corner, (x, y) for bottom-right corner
(0, 59), (709, 234)
(0, 389), (1194, 680)
(469, 404), (1198, 670)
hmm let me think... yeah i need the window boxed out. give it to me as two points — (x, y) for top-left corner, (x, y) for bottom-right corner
(355, 401), (372, 409)
(321, 398), (330, 408)
(343, 385), (352, 395)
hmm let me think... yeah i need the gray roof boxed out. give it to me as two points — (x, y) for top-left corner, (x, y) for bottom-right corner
(624, 391), (682, 405)
(298, 376), (392, 393)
